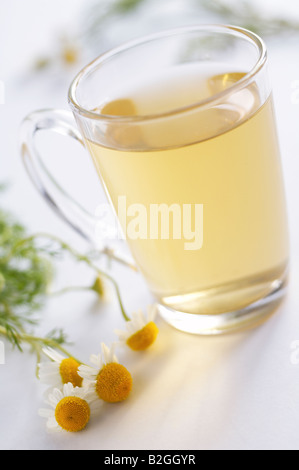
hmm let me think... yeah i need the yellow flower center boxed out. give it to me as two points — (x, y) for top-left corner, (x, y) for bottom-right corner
(126, 322), (159, 351)
(62, 46), (79, 65)
(59, 358), (83, 387)
(55, 396), (90, 432)
(96, 363), (132, 403)
(92, 276), (105, 298)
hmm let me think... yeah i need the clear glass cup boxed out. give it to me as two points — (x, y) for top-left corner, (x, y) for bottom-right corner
(20, 25), (289, 334)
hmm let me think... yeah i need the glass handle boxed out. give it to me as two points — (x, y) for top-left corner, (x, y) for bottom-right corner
(20, 109), (138, 271)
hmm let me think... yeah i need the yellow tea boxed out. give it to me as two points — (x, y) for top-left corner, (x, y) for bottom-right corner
(85, 67), (289, 314)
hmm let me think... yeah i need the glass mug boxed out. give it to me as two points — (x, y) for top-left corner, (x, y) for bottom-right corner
(20, 25), (289, 335)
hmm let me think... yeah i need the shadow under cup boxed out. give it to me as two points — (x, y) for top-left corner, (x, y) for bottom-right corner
(24, 25), (290, 334)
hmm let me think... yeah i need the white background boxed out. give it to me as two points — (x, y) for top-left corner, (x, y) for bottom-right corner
(1, 0), (299, 450)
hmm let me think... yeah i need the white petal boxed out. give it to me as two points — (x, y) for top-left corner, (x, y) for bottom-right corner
(38, 363), (61, 385)
(127, 321), (137, 335)
(90, 400), (103, 415)
(82, 378), (96, 389)
(90, 354), (102, 369)
(45, 396), (57, 408)
(109, 342), (119, 363)
(78, 364), (97, 381)
(80, 385), (96, 401)
(138, 309), (147, 327)
(39, 368), (60, 379)
(148, 304), (157, 322)
(39, 375), (62, 387)
(48, 388), (63, 405)
(62, 382), (75, 397)
(74, 384), (91, 399)
(131, 311), (141, 327)
(38, 408), (54, 418)
(39, 362), (60, 373)
(101, 343), (111, 364)
(114, 329), (129, 341)
(42, 347), (65, 363)
(46, 418), (62, 432)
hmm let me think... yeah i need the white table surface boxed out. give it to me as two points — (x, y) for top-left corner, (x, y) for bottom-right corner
(1, 0), (299, 451)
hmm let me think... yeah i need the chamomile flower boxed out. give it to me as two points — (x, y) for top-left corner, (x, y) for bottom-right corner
(39, 382), (99, 433)
(115, 304), (159, 351)
(38, 347), (83, 388)
(78, 343), (132, 403)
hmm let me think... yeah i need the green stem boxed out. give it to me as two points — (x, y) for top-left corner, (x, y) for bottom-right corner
(11, 233), (131, 322)
(23, 333), (82, 363)
(0, 326), (79, 360)
(49, 285), (91, 297)
(0, 325), (83, 377)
